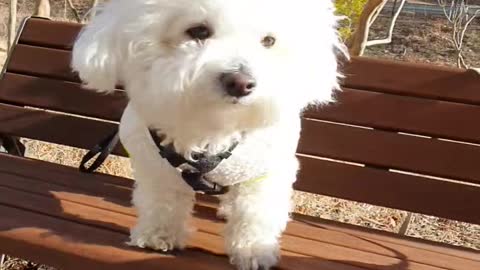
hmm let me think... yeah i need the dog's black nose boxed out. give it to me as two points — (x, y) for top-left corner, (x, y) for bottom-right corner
(219, 72), (256, 97)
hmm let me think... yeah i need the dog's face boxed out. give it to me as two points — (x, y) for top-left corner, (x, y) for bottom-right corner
(73, 0), (343, 147)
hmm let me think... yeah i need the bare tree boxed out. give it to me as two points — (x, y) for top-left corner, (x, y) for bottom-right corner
(349, 0), (406, 56)
(438, 0), (480, 68)
(365, 0), (406, 47)
(66, 0), (83, 22)
(7, 0), (17, 52)
(34, 0), (51, 18)
(348, 0), (388, 56)
(90, 0), (99, 20)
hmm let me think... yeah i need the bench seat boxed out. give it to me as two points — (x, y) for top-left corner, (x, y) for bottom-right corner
(1, 153), (479, 270)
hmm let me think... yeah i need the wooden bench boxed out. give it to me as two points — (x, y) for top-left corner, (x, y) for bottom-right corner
(0, 17), (479, 270)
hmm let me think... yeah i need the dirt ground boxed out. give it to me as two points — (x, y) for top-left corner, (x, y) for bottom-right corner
(0, 1), (479, 270)
(366, 15), (480, 68)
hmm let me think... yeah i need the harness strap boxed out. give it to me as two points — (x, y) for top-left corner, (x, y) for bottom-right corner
(149, 130), (237, 195)
(79, 130), (119, 173)
(79, 128), (237, 195)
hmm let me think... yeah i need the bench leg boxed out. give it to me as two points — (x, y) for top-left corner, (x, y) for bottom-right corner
(0, 135), (26, 156)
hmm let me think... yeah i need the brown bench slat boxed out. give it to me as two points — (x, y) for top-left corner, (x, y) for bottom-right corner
(4, 70), (480, 147)
(2, 173), (476, 270)
(0, 73), (126, 121)
(0, 189), (380, 270)
(0, 206), (238, 270)
(5, 153), (480, 228)
(19, 18), (82, 50)
(16, 18), (480, 105)
(1, 104), (480, 222)
(2, 133), (480, 226)
(6, 44), (78, 82)
(0, 168), (133, 214)
(343, 57), (480, 105)
(0, 154), (480, 268)
(2, 153), (478, 268)
(7, 100), (480, 186)
(2, 169), (475, 269)
(296, 156), (480, 224)
(290, 214), (480, 264)
(0, 152), (133, 188)
(306, 88), (480, 144)
(0, 103), (126, 156)
(0, 205), (373, 270)
(299, 119), (480, 184)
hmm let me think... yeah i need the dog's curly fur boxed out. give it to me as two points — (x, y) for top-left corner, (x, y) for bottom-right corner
(72, 0), (344, 269)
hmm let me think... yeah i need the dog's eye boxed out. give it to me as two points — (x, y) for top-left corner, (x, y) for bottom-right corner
(186, 25), (212, 40)
(261, 36), (276, 48)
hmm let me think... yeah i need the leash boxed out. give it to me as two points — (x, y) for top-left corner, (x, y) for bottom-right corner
(79, 129), (238, 195)
(79, 130), (119, 173)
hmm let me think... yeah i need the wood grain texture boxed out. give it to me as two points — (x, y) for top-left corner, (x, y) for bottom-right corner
(19, 18), (82, 50)
(299, 119), (480, 184)
(342, 57), (480, 105)
(306, 88), (480, 144)
(0, 155), (478, 270)
(0, 73), (126, 121)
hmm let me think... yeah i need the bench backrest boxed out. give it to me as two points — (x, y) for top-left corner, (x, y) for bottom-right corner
(1, 17), (479, 225)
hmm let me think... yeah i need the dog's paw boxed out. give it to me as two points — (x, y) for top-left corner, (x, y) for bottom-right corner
(229, 243), (280, 270)
(127, 228), (185, 252)
(217, 204), (232, 219)
(127, 234), (177, 252)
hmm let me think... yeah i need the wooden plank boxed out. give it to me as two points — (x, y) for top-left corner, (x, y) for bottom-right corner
(11, 20), (480, 107)
(2, 147), (480, 226)
(1, 103), (480, 221)
(0, 184), (474, 270)
(306, 88), (480, 144)
(0, 103), (126, 156)
(6, 44), (78, 82)
(19, 18), (83, 50)
(296, 156), (480, 224)
(1, 103), (479, 222)
(2, 162), (479, 268)
(289, 214), (480, 263)
(0, 190), (374, 270)
(299, 119), (480, 185)
(0, 73), (127, 121)
(0, 152), (133, 189)
(1, 153), (478, 267)
(0, 205), (371, 270)
(343, 57), (480, 105)
(0, 206), (235, 270)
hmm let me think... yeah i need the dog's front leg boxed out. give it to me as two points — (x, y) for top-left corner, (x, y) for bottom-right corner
(128, 164), (195, 252)
(224, 177), (294, 270)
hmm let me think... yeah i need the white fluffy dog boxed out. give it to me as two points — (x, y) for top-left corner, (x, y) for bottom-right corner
(72, 0), (344, 269)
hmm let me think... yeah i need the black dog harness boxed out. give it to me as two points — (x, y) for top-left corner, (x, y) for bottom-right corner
(80, 129), (238, 195)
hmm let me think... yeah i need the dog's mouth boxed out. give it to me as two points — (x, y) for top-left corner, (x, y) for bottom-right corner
(225, 95), (253, 105)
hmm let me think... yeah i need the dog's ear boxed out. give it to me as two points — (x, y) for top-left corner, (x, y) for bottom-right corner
(72, 6), (124, 92)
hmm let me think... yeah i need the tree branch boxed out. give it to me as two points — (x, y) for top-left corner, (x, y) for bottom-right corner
(7, 0), (17, 52)
(66, 0), (82, 22)
(34, 0), (50, 18)
(365, 0), (406, 47)
(368, 0), (388, 28)
(348, 0), (388, 56)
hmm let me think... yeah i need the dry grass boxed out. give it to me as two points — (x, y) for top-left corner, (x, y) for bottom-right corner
(0, 2), (479, 270)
